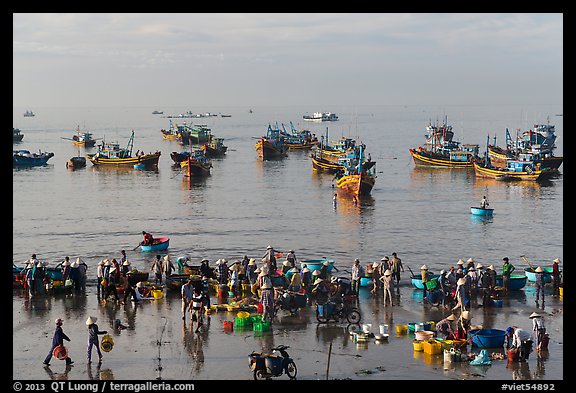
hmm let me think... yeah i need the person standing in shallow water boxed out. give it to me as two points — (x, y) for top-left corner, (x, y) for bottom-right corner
(44, 318), (73, 366)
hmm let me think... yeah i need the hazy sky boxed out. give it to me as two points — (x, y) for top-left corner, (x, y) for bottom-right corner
(13, 13), (563, 108)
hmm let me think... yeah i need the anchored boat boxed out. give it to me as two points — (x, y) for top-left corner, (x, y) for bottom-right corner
(180, 150), (212, 177)
(87, 131), (160, 168)
(334, 145), (376, 196)
(13, 149), (54, 167)
(470, 206), (494, 216)
(255, 124), (288, 160)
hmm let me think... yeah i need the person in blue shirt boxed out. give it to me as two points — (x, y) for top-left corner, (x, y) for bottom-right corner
(86, 316), (107, 364)
(44, 318), (73, 366)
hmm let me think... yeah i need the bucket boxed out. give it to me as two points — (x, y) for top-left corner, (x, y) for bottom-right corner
(100, 335), (114, 352)
(507, 349), (519, 362)
(257, 303), (264, 314)
(415, 330), (434, 341)
(223, 321), (234, 330)
(379, 324), (389, 335)
(413, 340), (424, 352)
(444, 349), (454, 363)
(414, 323), (424, 332)
(362, 324), (372, 333)
(423, 340), (442, 355)
(237, 311), (250, 320)
(396, 324), (408, 335)
(151, 289), (163, 299)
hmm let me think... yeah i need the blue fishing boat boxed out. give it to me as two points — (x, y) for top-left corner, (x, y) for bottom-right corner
(255, 124), (288, 160)
(300, 259), (335, 273)
(411, 274), (440, 290)
(494, 274), (528, 290)
(468, 329), (507, 348)
(140, 237), (170, 252)
(13, 150), (54, 167)
(470, 206), (494, 216)
(524, 266), (555, 283)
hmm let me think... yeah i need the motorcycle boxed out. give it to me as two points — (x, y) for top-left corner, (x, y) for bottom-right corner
(248, 345), (297, 380)
(272, 288), (307, 317)
(315, 298), (361, 324)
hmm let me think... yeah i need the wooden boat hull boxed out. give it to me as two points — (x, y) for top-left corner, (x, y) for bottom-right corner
(311, 155), (343, 173)
(300, 259), (335, 273)
(180, 157), (211, 177)
(473, 162), (542, 181)
(287, 141), (317, 150)
(255, 139), (287, 160)
(170, 151), (190, 164)
(73, 140), (96, 148)
(165, 274), (199, 292)
(409, 148), (473, 168)
(140, 237), (170, 252)
(13, 152), (54, 167)
(202, 144), (228, 157)
(87, 152), (161, 167)
(494, 274), (527, 290)
(127, 271), (150, 286)
(66, 156), (87, 169)
(470, 207), (493, 216)
(336, 172), (375, 196)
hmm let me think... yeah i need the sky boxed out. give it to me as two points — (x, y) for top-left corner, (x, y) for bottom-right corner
(13, 13), (563, 108)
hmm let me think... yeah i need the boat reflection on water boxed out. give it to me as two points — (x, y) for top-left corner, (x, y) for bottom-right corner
(470, 214), (494, 225)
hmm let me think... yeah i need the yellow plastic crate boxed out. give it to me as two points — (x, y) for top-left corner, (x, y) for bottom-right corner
(413, 340), (424, 352)
(423, 340), (442, 355)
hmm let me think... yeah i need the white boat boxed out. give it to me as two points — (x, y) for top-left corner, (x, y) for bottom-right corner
(23, 110), (35, 117)
(303, 112), (339, 122)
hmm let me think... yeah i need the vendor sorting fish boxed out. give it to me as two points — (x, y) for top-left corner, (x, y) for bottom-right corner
(13, 239), (562, 370)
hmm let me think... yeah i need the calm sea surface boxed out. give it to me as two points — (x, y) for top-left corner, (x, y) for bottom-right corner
(13, 105), (563, 381)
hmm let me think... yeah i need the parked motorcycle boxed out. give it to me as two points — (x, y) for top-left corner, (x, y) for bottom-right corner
(248, 345), (297, 380)
(272, 288), (307, 317)
(315, 299), (361, 324)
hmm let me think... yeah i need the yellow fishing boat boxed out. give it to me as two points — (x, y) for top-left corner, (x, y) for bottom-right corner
(87, 131), (160, 168)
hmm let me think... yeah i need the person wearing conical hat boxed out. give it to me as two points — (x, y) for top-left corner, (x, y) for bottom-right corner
(240, 255), (250, 283)
(281, 260), (292, 275)
(288, 266), (302, 293)
(551, 258), (562, 296)
(370, 261), (382, 295)
(529, 312), (547, 351)
(301, 265), (312, 296)
(262, 245), (281, 273)
(68, 258), (81, 295)
(534, 266), (545, 307)
(86, 316), (107, 364)
(102, 263), (120, 304)
(151, 255), (163, 285)
(436, 313), (456, 339)
(217, 258), (229, 285)
(456, 310), (472, 339)
(121, 259), (131, 276)
(256, 269), (274, 322)
(420, 264), (430, 299)
(229, 260), (241, 299)
(247, 258), (258, 285)
(162, 254), (175, 280)
(380, 269), (394, 306)
(286, 250), (297, 267)
(97, 260), (105, 297)
(452, 277), (467, 314)
(319, 260), (331, 280)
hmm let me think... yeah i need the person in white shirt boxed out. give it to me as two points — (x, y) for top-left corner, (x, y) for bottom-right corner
(506, 326), (533, 361)
(530, 312), (547, 350)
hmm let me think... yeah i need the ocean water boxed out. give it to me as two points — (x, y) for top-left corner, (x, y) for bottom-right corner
(12, 105), (563, 381)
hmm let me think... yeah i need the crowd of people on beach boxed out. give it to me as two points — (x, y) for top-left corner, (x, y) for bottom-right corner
(17, 239), (562, 369)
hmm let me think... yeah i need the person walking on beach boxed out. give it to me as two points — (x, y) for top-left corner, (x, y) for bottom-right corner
(420, 265), (430, 300)
(534, 266), (546, 308)
(181, 277), (194, 321)
(44, 318), (73, 366)
(191, 286), (205, 332)
(333, 193), (337, 209)
(502, 257), (515, 293)
(390, 252), (404, 286)
(529, 312), (546, 351)
(380, 269), (394, 306)
(86, 316), (107, 364)
(351, 258), (363, 295)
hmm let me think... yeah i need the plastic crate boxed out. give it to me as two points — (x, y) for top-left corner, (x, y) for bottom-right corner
(253, 321), (271, 332)
(423, 340), (442, 355)
(250, 314), (262, 324)
(235, 316), (252, 327)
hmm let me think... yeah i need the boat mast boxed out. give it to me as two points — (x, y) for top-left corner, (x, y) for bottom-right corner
(126, 130), (135, 156)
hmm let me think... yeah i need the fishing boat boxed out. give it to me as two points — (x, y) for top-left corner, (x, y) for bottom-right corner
(165, 274), (199, 292)
(127, 270), (150, 286)
(470, 206), (494, 216)
(494, 274), (528, 290)
(87, 131), (161, 168)
(409, 118), (480, 167)
(152, 110), (164, 114)
(201, 136), (228, 157)
(13, 149), (54, 167)
(303, 112), (339, 122)
(23, 110), (35, 117)
(281, 122), (318, 150)
(180, 150), (212, 177)
(66, 156), (87, 169)
(13, 128), (24, 142)
(140, 237), (170, 252)
(221, 114), (232, 117)
(474, 135), (546, 181)
(311, 150), (345, 173)
(300, 259), (335, 273)
(334, 145), (376, 196)
(188, 124), (211, 144)
(255, 124), (288, 160)
(62, 126), (97, 148)
(170, 151), (191, 164)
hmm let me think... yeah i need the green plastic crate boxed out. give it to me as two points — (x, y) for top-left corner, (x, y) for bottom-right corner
(235, 316), (252, 327)
(253, 320), (270, 332)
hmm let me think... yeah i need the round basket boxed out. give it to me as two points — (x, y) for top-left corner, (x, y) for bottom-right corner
(52, 345), (68, 360)
(100, 335), (115, 352)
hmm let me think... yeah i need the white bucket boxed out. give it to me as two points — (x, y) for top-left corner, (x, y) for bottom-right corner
(379, 324), (389, 335)
(444, 349), (454, 363)
(414, 323), (424, 332)
(362, 324), (372, 333)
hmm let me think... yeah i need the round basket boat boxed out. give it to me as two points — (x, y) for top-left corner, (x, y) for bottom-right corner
(494, 274), (528, 290)
(140, 237), (170, 252)
(300, 259), (334, 273)
(470, 206), (494, 216)
(468, 328), (506, 348)
(524, 266), (556, 283)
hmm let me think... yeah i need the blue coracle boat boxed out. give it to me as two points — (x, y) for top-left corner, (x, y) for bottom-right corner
(140, 237), (170, 252)
(411, 273), (440, 289)
(470, 206), (494, 216)
(494, 274), (528, 290)
(300, 259), (334, 273)
(468, 328), (507, 348)
(524, 266), (556, 283)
